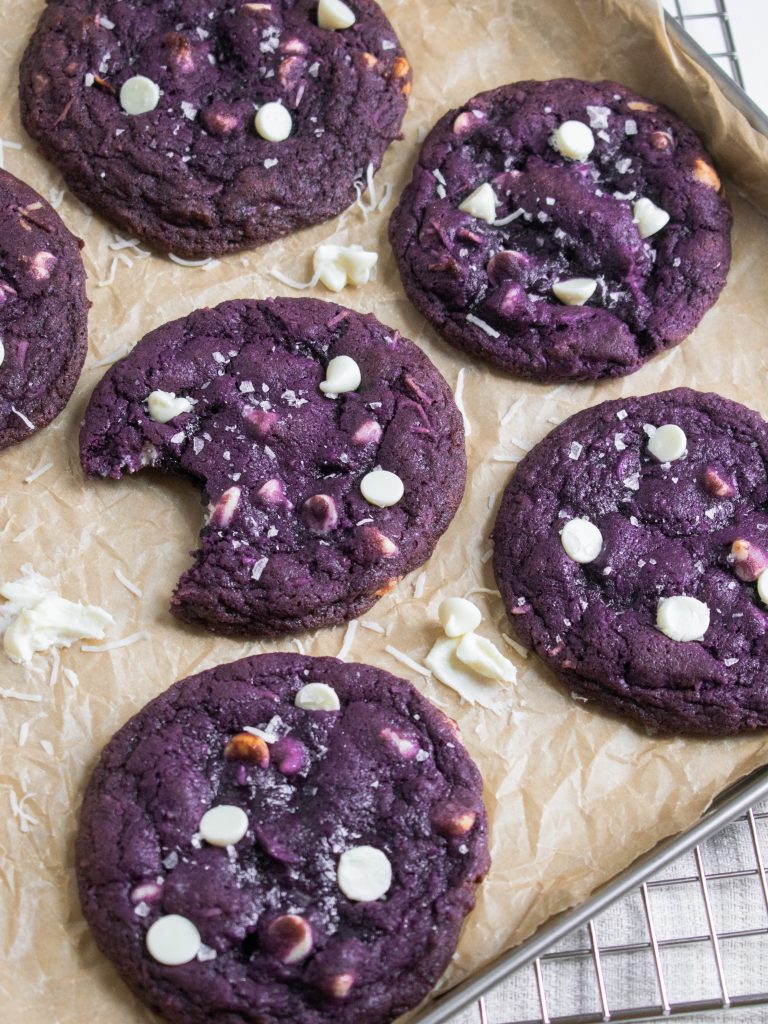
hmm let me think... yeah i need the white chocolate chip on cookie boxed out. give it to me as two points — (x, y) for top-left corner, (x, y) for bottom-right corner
(552, 278), (597, 306)
(633, 197), (670, 239)
(295, 682), (340, 711)
(656, 596), (710, 642)
(318, 0), (356, 30)
(551, 120), (594, 161)
(458, 183), (498, 224)
(319, 355), (361, 394)
(147, 390), (193, 423)
(337, 846), (392, 902)
(561, 518), (603, 564)
(647, 424), (687, 462)
(120, 75), (160, 115)
(255, 102), (293, 142)
(360, 469), (404, 508)
(146, 915), (201, 966)
(199, 805), (249, 847)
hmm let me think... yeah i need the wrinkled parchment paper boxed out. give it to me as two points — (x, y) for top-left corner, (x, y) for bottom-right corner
(3, 0), (768, 1020)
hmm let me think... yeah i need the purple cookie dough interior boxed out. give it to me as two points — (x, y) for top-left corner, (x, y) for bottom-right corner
(494, 388), (768, 735)
(390, 78), (732, 381)
(80, 297), (466, 636)
(20, 0), (410, 257)
(76, 654), (489, 1024)
(0, 168), (88, 448)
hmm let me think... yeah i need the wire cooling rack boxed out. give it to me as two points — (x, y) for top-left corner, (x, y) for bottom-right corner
(415, 5), (768, 1023)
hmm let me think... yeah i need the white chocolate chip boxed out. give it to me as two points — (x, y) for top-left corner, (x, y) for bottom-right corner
(119, 75), (161, 116)
(295, 682), (340, 711)
(199, 805), (248, 847)
(360, 469), (404, 508)
(656, 596), (710, 642)
(458, 182), (498, 224)
(455, 633), (516, 683)
(757, 569), (768, 606)
(425, 636), (510, 707)
(337, 846), (392, 902)
(147, 390), (193, 423)
(146, 915), (201, 966)
(552, 278), (597, 306)
(254, 102), (292, 142)
(561, 518), (603, 564)
(313, 245), (378, 292)
(319, 354), (361, 394)
(647, 423), (687, 462)
(633, 197), (670, 239)
(438, 597), (482, 638)
(317, 0), (356, 29)
(551, 120), (595, 161)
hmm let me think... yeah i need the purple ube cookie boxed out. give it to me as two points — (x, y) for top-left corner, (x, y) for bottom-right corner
(76, 652), (490, 1024)
(390, 78), (732, 382)
(493, 388), (768, 736)
(20, 0), (410, 258)
(80, 297), (466, 636)
(0, 168), (88, 450)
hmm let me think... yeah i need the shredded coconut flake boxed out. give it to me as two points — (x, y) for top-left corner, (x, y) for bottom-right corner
(49, 647), (60, 688)
(80, 631), (147, 653)
(11, 406), (34, 430)
(168, 253), (219, 269)
(377, 182), (393, 213)
(40, 740), (54, 756)
(454, 367), (471, 437)
(359, 620), (385, 634)
(466, 313), (500, 338)
(24, 462), (53, 484)
(114, 567), (143, 598)
(269, 264), (323, 291)
(502, 633), (529, 658)
(63, 668), (80, 688)
(0, 688), (43, 703)
(90, 345), (129, 369)
(501, 396), (526, 427)
(492, 208), (525, 227)
(337, 620), (358, 661)
(384, 645), (432, 679)
(414, 572), (426, 599)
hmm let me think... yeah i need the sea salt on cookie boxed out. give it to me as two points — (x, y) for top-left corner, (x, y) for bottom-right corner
(20, 0), (411, 257)
(79, 298), (466, 636)
(493, 388), (768, 735)
(0, 169), (88, 449)
(76, 653), (490, 1024)
(390, 78), (731, 382)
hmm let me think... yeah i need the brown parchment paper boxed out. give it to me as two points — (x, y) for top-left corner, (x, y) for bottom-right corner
(3, 0), (768, 1019)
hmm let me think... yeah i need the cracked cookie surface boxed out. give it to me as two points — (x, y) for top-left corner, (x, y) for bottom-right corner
(0, 168), (88, 450)
(20, 0), (410, 258)
(76, 652), (490, 1024)
(493, 388), (768, 736)
(80, 297), (466, 636)
(389, 78), (732, 382)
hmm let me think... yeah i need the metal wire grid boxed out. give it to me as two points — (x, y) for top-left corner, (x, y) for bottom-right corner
(465, 801), (768, 1024)
(664, 0), (744, 87)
